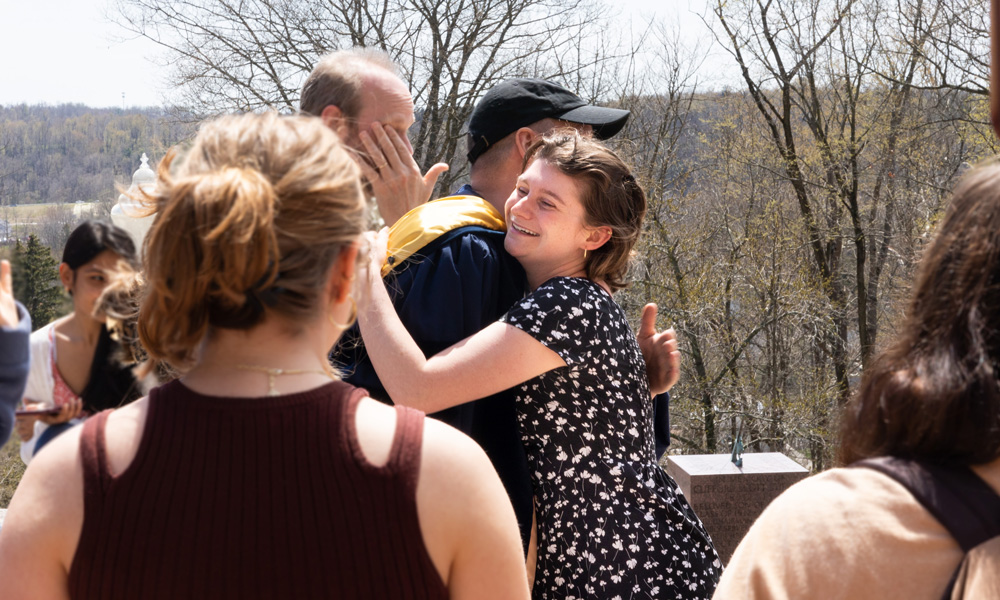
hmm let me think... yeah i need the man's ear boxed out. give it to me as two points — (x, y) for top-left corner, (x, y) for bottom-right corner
(320, 105), (350, 139)
(514, 127), (539, 159)
(584, 226), (613, 251)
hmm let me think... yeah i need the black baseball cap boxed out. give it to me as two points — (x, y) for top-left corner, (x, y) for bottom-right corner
(466, 78), (631, 164)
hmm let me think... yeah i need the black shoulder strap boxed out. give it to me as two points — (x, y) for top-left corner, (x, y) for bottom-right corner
(854, 457), (1000, 552)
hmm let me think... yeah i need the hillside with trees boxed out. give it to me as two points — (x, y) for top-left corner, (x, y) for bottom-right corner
(0, 104), (195, 208)
(0, 0), (993, 473)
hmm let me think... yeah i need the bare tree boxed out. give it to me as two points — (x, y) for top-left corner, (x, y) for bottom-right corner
(111, 0), (614, 192)
(887, 0), (988, 97)
(698, 0), (984, 468)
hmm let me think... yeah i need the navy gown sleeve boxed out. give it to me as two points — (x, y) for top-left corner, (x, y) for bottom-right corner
(0, 302), (31, 446)
(653, 391), (670, 459)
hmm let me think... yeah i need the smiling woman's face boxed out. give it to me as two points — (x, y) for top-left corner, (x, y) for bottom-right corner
(504, 158), (594, 281)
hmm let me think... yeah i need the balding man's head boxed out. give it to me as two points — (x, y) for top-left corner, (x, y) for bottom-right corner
(300, 48), (415, 158)
(300, 48), (399, 120)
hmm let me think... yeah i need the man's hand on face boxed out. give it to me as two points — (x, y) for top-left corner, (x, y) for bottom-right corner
(356, 121), (449, 227)
(637, 303), (681, 396)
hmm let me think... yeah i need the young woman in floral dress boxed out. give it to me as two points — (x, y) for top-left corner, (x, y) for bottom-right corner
(359, 130), (721, 599)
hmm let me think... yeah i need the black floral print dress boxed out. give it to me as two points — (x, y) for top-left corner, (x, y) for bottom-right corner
(502, 277), (721, 600)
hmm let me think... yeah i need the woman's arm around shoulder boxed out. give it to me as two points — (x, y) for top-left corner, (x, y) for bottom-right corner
(358, 231), (564, 412)
(0, 422), (85, 600)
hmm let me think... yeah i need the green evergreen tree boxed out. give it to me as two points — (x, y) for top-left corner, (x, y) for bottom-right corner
(12, 235), (64, 331)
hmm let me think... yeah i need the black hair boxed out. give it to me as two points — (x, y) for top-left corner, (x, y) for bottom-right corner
(62, 220), (138, 271)
(81, 325), (144, 413)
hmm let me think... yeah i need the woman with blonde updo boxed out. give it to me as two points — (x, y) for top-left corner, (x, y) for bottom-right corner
(0, 113), (528, 600)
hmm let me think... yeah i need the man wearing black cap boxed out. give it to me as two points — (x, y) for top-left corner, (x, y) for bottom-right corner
(457, 77), (676, 453)
(458, 78), (630, 211)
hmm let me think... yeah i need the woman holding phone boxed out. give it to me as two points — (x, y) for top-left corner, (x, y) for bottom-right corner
(17, 220), (143, 461)
(0, 113), (528, 600)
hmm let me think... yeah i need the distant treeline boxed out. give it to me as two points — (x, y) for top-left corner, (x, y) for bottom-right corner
(0, 104), (197, 207)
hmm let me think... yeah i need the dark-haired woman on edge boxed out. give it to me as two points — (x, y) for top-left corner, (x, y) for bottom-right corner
(714, 161), (1000, 599)
(0, 113), (528, 599)
(18, 220), (143, 461)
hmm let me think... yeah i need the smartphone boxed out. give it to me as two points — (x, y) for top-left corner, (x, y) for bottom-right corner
(15, 407), (62, 417)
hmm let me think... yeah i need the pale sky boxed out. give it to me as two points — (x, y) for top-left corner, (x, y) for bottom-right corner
(0, 0), (166, 107)
(0, 0), (723, 108)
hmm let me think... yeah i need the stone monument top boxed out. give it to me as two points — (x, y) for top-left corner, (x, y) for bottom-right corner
(667, 452), (809, 564)
(133, 153), (156, 185)
(669, 452), (806, 476)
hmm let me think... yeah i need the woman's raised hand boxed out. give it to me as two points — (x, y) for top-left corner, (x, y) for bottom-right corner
(362, 227), (391, 277)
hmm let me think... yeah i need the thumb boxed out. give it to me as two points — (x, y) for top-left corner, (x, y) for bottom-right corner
(423, 162), (450, 189)
(639, 303), (658, 339)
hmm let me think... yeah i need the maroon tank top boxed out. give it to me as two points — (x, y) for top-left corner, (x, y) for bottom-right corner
(68, 379), (448, 599)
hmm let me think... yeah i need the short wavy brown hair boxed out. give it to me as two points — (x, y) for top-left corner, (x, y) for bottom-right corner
(522, 129), (646, 292)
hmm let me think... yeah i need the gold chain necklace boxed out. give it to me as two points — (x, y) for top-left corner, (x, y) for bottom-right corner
(236, 364), (333, 397)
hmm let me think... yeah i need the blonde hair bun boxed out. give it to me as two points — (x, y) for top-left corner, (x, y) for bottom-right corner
(139, 112), (366, 371)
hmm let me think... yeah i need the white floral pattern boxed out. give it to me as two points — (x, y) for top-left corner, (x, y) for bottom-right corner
(503, 277), (721, 599)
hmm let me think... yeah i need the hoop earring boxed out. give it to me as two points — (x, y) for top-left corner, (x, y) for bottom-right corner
(328, 295), (358, 329)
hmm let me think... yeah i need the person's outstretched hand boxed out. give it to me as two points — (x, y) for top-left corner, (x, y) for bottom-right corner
(357, 121), (449, 226)
(0, 260), (19, 329)
(637, 303), (681, 396)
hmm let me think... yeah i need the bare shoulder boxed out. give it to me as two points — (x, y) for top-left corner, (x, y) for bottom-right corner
(416, 417), (510, 543)
(353, 396), (398, 467)
(2, 398), (150, 549)
(6, 422), (86, 520)
(103, 396), (151, 477)
(417, 418), (529, 599)
(353, 397), (526, 597)
(0, 420), (85, 598)
(419, 416), (496, 480)
(352, 396), (493, 476)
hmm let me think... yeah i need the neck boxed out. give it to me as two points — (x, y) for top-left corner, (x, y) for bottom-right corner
(523, 260), (588, 292)
(64, 311), (104, 345)
(183, 316), (335, 397)
(469, 160), (521, 216)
